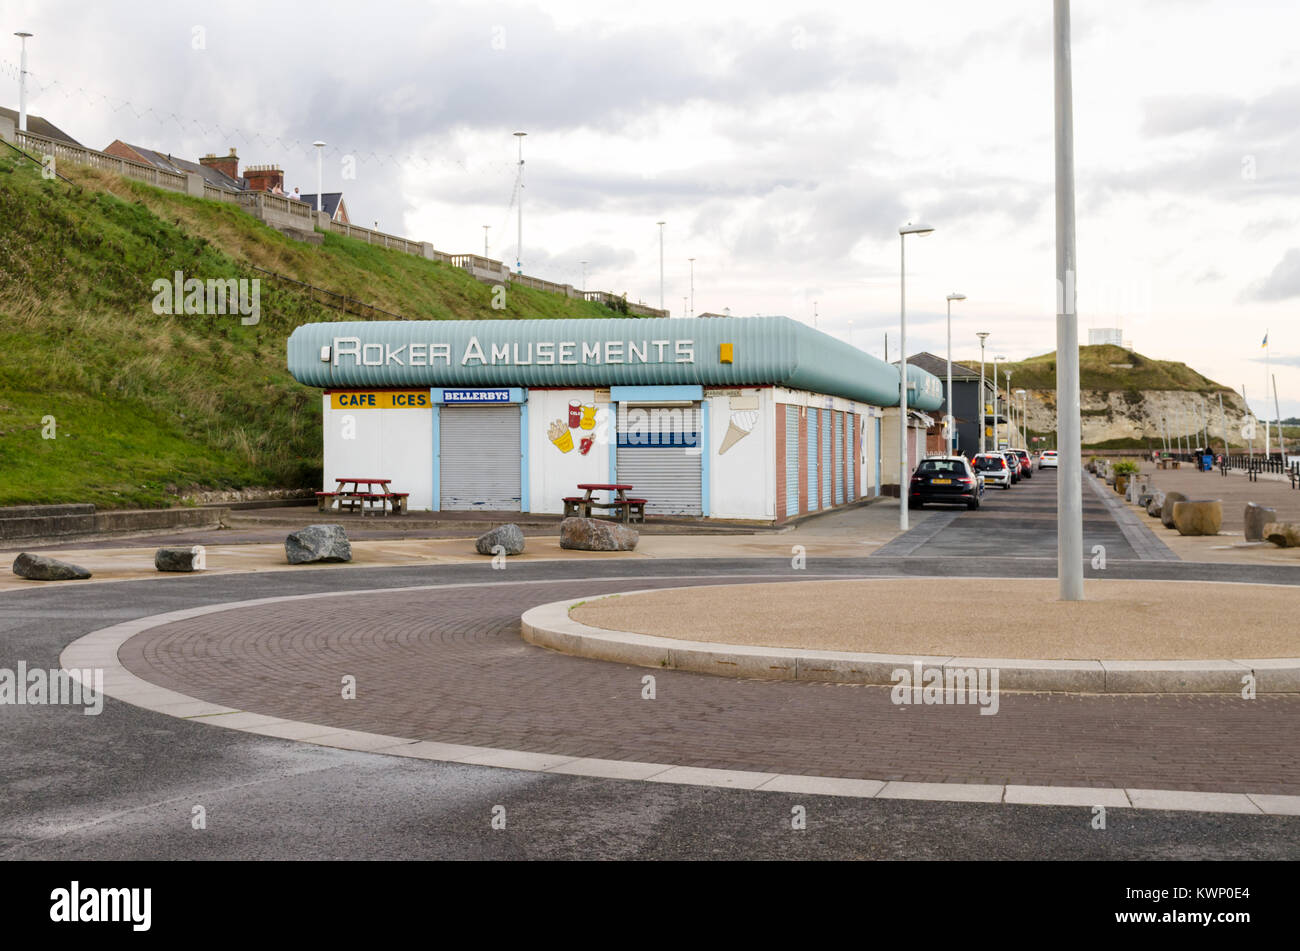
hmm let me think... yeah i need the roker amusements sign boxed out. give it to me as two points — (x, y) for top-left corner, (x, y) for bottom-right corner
(329, 335), (697, 368)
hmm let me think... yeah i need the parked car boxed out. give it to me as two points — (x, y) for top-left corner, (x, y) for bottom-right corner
(973, 452), (1013, 489)
(1039, 450), (1059, 469)
(908, 456), (983, 510)
(999, 450), (1021, 484)
(1011, 448), (1033, 478)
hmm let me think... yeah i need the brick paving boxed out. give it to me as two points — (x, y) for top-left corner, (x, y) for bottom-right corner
(119, 576), (1300, 795)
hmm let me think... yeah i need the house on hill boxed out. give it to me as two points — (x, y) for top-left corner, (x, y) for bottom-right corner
(102, 141), (246, 193)
(0, 106), (83, 146)
(299, 192), (349, 223)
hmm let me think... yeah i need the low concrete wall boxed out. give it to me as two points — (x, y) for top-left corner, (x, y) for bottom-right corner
(0, 505), (226, 543)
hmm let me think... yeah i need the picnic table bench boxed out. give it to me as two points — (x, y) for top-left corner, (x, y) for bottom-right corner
(316, 478), (409, 516)
(563, 483), (646, 524)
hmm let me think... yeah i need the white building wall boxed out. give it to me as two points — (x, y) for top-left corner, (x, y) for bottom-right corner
(527, 389), (612, 514)
(321, 393), (434, 509)
(706, 388), (773, 519)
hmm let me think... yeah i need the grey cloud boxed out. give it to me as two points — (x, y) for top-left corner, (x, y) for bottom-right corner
(1244, 248), (1300, 301)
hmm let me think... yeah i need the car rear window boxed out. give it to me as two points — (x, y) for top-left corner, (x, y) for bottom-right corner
(918, 460), (964, 474)
(975, 457), (1005, 470)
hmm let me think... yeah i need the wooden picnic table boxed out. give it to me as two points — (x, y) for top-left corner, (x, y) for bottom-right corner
(564, 483), (645, 523)
(316, 478), (408, 516)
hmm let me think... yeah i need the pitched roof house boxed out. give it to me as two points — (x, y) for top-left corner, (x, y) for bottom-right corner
(299, 192), (349, 223)
(102, 141), (246, 192)
(0, 107), (83, 146)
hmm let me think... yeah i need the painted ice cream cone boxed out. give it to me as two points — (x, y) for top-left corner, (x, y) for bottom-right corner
(719, 410), (758, 454)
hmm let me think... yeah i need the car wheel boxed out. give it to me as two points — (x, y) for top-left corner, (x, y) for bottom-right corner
(1002, 482), (1011, 490)
(907, 500), (920, 509)
(967, 499), (980, 510)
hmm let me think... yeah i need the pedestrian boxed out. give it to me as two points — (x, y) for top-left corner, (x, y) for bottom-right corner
(290, 187), (302, 201)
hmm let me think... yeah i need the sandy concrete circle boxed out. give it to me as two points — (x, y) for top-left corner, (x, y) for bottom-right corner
(568, 578), (1300, 660)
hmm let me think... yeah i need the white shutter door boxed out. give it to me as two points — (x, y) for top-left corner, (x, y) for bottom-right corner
(784, 405), (799, 516)
(805, 409), (818, 510)
(834, 412), (844, 504)
(440, 405), (521, 511)
(616, 404), (702, 516)
(820, 409), (831, 508)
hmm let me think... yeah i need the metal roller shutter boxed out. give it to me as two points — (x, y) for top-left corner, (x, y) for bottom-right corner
(616, 404), (702, 516)
(834, 412), (844, 504)
(842, 413), (852, 498)
(440, 404), (521, 511)
(784, 405), (799, 517)
(806, 408), (818, 510)
(820, 408), (831, 508)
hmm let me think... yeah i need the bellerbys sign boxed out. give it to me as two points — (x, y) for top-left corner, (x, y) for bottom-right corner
(331, 336), (696, 368)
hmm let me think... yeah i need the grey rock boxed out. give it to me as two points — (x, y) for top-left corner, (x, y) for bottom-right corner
(1172, 499), (1222, 536)
(285, 524), (352, 564)
(12, 552), (91, 581)
(1146, 490), (1166, 518)
(155, 546), (205, 572)
(475, 524), (525, 556)
(559, 517), (639, 551)
(1160, 491), (1188, 528)
(1244, 503), (1277, 543)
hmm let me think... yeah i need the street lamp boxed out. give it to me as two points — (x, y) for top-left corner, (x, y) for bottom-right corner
(312, 141), (326, 219)
(1004, 366), (1014, 446)
(688, 257), (695, 316)
(513, 131), (527, 273)
(1015, 389), (1027, 448)
(945, 293), (966, 455)
(898, 221), (935, 532)
(14, 33), (32, 133)
(580, 260), (587, 293)
(656, 221), (666, 310)
(993, 356), (1007, 450)
(483, 225), (490, 257)
(976, 332), (990, 452)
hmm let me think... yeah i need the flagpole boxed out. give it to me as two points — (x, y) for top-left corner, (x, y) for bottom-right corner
(1265, 334), (1271, 458)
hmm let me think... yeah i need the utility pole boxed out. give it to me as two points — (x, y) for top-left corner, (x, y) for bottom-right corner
(14, 33), (33, 133)
(688, 258), (695, 317)
(1054, 0), (1084, 600)
(656, 221), (666, 310)
(579, 260), (587, 292)
(977, 332), (990, 453)
(1274, 374), (1286, 460)
(483, 225), (490, 257)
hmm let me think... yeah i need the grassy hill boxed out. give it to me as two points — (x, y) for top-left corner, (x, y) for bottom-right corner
(0, 155), (627, 508)
(959, 345), (1237, 395)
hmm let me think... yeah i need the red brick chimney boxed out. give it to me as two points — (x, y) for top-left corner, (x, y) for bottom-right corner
(242, 164), (284, 193)
(199, 147), (239, 181)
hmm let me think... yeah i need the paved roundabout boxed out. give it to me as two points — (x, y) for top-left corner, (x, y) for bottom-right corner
(6, 473), (1300, 858)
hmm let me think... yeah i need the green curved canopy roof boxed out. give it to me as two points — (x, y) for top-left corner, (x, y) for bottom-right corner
(286, 316), (944, 410)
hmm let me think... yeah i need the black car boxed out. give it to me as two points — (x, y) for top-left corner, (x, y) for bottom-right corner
(908, 456), (983, 510)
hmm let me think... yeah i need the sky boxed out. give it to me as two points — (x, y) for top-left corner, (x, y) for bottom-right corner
(5, 0), (1300, 419)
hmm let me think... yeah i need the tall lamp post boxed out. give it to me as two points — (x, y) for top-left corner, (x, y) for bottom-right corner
(312, 140), (326, 220)
(993, 356), (1006, 450)
(977, 332), (990, 452)
(14, 32), (33, 133)
(945, 293), (966, 456)
(656, 221), (666, 311)
(898, 222), (935, 532)
(688, 257), (695, 316)
(1004, 366), (1014, 446)
(1016, 389), (1027, 447)
(580, 260), (587, 292)
(513, 131), (526, 273)
(1054, 0), (1084, 600)
(483, 225), (490, 257)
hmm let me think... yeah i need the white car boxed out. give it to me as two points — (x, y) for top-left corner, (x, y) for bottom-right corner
(973, 452), (1014, 488)
(1039, 450), (1059, 469)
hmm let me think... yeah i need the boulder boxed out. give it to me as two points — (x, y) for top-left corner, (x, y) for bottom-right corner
(1146, 490), (1166, 518)
(1262, 521), (1300, 549)
(285, 524), (352, 564)
(1244, 503), (1277, 543)
(155, 546), (206, 572)
(1172, 500), (1222, 536)
(559, 517), (639, 551)
(475, 524), (525, 556)
(12, 552), (91, 581)
(1160, 491), (1187, 528)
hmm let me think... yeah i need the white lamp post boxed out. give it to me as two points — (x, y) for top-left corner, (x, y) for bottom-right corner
(656, 221), (665, 310)
(977, 332), (990, 452)
(513, 131), (526, 273)
(688, 257), (695, 316)
(1004, 367), (1014, 446)
(1016, 389), (1027, 447)
(898, 222), (935, 531)
(580, 260), (587, 292)
(993, 356), (1007, 450)
(945, 293), (966, 455)
(312, 141), (326, 219)
(483, 225), (490, 257)
(14, 32), (32, 133)
(1054, 0), (1084, 600)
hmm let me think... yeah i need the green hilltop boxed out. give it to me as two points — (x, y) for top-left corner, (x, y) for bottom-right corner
(962, 345), (1238, 395)
(0, 155), (625, 509)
